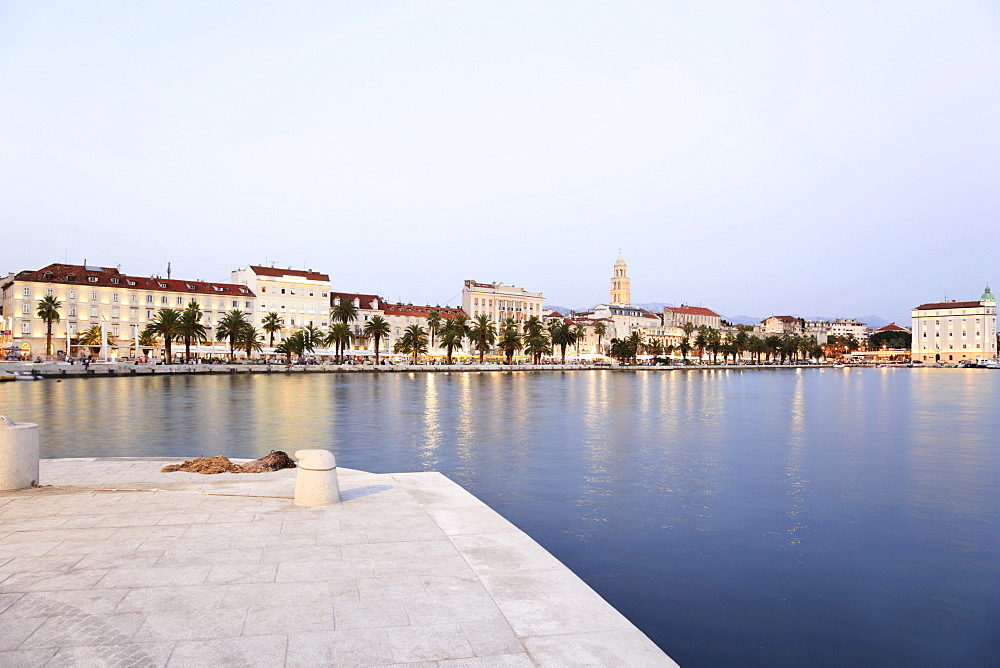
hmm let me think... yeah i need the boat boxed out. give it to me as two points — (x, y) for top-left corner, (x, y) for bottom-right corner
(11, 372), (43, 381)
(975, 358), (1000, 369)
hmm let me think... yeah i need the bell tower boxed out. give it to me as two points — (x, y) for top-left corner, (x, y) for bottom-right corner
(610, 252), (631, 306)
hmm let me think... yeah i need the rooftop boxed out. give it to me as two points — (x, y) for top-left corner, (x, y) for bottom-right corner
(11, 264), (255, 299)
(248, 266), (331, 283)
(0, 458), (672, 666)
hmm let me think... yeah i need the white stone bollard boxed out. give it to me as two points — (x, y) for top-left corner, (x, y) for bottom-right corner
(0, 416), (40, 491)
(294, 449), (340, 506)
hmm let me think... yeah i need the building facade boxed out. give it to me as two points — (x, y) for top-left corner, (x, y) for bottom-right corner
(231, 266), (331, 335)
(911, 287), (997, 363)
(662, 305), (722, 330)
(762, 315), (804, 335)
(461, 280), (545, 326)
(1, 263), (255, 359)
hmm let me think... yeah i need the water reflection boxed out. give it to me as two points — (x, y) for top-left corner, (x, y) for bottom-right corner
(2, 369), (999, 666)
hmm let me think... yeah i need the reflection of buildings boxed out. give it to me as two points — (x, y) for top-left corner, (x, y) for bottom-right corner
(0, 263), (255, 359)
(911, 287), (997, 363)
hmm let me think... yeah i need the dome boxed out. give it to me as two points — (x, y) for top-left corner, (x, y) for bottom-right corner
(981, 286), (996, 303)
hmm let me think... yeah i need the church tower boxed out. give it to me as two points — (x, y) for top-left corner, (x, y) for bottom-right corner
(610, 252), (631, 306)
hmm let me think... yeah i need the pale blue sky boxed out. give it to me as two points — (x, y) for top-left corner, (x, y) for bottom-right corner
(2, 1), (998, 322)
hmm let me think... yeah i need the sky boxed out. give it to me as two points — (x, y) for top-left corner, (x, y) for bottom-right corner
(2, 1), (998, 323)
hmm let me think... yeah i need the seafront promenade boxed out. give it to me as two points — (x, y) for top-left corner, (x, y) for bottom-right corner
(1, 361), (831, 379)
(0, 458), (675, 666)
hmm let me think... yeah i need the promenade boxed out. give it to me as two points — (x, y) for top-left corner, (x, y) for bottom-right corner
(0, 458), (675, 667)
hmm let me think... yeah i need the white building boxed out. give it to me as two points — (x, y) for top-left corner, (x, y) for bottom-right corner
(911, 287), (997, 363)
(461, 280), (545, 326)
(231, 265), (331, 336)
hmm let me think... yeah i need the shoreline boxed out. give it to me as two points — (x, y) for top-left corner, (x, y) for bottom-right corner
(0, 361), (908, 379)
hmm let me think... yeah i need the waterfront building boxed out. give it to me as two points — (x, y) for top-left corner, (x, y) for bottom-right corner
(461, 280), (545, 326)
(231, 265), (330, 336)
(328, 292), (383, 338)
(762, 315), (804, 335)
(873, 322), (910, 334)
(383, 302), (465, 354)
(910, 287), (998, 363)
(802, 318), (870, 345)
(577, 255), (661, 344)
(662, 305), (723, 330)
(1, 263), (254, 359)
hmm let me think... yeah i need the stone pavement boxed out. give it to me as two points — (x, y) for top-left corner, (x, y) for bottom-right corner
(0, 458), (676, 667)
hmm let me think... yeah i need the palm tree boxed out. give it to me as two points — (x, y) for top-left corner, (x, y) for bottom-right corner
(549, 321), (578, 364)
(627, 331), (643, 363)
(524, 331), (552, 364)
(277, 330), (305, 364)
(438, 317), (466, 364)
(79, 324), (111, 357)
(524, 315), (543, 337)
(326, 323), (353, 363)
(498, 326), (523, 365)
(426, 310), (442, 350)
(362, 315), (391, 364)
(331, 298), (358, 327)
(178, 301), (207, 362)
(679, 337), (692, 362)
(239, 325), (263, 359)
(262, 312), (282, 348)
(36, 295), (62, 359)
(144, 308), (183, 364)
(573, 323), (587, 356)
(138, 328), (158, 359)
(593, 321), (607, 356)
(394, 324), (428, 364)
(469, 314), (496, 363)
(215, 309), (248, 361)
(302, 325), (325, 356)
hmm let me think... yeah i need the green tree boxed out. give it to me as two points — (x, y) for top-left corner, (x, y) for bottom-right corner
(215, 310), (249, 361)
(79, 324), (114, 357)
(498, 324), (523, 364)
(144, 308), (183, 364)
(262, 312), (282, 348)
(679, 337), (691, 362)
(332, 298), (358, 327)
(573, 323), (587, 356)
(239, 325), (263, 359)
(138, 328), (158, 358)
(593, 321), (607, 356)
(438, 316), (466, 364)
(36, 295), (62, 359)
(362, 315), (391, 364)
(178, 300), (207, 362)
(548, 321), (578, 364)
(326, 323), (353, 363)
(394, 324), (428, 364)
(469, 315), (496, 363)
(524, 330), (552, 364)
(276, 330), (306, 363)
(426, 310), (442, 350)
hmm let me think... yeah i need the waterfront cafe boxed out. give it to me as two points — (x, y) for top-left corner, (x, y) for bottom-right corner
(843, 349), (911, 364)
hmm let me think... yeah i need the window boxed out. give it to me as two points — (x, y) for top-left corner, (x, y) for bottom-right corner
(290, 318), (295, 326)
(111, 278), (119, 284)
(46, 288), (54, 297)
(69, 306), (77, 317)
(23, 287), (29, 296)
(186, 283), (196, 290)
(91, 291), (98, 301)
(261, 286), (267, 293)
(21, 322), (30, 334)
(68, 323), (76, 335)
(130, 294), (137, 302)
(112, 326), (119, 336)
(112, 293), (119, 302)
(90, 307), (98, 318)
(158, 282), (167, 288)
(290, 289), (296, 295)
(88, 277), (98, 283)
(161, 296), (168, 304)
(127, 280), (136, 286)
(321, 292), (328, 298)
(176, 297), (183, 305)
(309, 290), (314, 297)
(69, 290), (76, 300)
(111, 307), (120, 318)
(21, 303), (29, 314)
(146, 295), (153, 304)
(281, 288), (286, 294)
(147, 310), (153, 319)
(245, 301), (251, 309)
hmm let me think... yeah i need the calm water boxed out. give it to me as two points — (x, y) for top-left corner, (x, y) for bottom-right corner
(2, 368), (998, 666)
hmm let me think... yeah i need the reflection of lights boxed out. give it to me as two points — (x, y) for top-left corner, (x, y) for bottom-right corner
(420, 373), (440, 466)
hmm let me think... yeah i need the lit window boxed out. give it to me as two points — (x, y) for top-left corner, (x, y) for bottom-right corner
(22, 287), (29, 296)
(21, 303), (29, 314)
(21, 322), (30, 334)
(112, 293), (119, 302)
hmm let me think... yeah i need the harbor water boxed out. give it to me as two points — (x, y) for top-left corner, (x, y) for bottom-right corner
(2, 368), (998, 666)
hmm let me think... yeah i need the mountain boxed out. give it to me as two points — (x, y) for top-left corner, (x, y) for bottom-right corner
(542, 305), (571, 315)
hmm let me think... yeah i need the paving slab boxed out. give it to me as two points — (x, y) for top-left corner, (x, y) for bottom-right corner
(0, 458), (676, 666)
